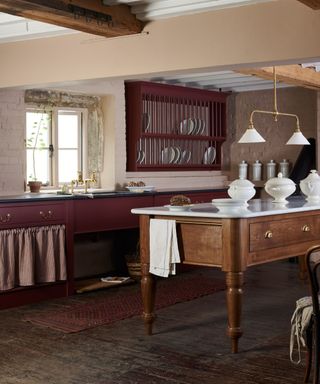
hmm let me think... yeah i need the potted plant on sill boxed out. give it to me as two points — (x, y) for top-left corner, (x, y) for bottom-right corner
(26, 107), (50, 193)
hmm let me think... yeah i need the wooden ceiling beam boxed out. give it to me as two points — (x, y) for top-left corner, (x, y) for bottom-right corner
(236, 65), (320, 91)
(0, 0), (143, 38)
(297, 0), (320, 9)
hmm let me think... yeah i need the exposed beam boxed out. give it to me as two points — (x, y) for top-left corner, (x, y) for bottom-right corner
(236, 65), (320, 91)
(297, 0), (320, 9)
(0, 0), (143, 38)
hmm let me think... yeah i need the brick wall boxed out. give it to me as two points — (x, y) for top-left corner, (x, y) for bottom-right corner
(0, 90), (25, 194)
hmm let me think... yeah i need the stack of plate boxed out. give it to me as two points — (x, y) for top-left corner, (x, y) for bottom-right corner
(161, 147), (182, 164)
(179, 118), (206, 135)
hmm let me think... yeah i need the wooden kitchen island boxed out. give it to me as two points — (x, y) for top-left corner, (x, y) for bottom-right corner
(132, 197), (320, 353)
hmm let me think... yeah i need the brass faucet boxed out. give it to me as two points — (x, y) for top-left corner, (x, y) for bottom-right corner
(84, 171), (98, 193)
(70, 171), (97, 194)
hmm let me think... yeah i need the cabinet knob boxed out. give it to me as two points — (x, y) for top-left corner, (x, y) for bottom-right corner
(0, 213), (11, 223)
(302, 225), (310, 232)
(40, 210), (53, 219)
(265, 230), (273, 239)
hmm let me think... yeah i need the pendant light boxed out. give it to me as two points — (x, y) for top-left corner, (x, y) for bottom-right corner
(238, 67), (310, 145)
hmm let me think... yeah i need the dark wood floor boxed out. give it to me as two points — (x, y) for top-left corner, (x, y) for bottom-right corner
(0, 261), (310, 384)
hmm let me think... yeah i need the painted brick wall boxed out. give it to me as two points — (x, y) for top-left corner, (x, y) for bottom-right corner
(0, 90), (25, 194)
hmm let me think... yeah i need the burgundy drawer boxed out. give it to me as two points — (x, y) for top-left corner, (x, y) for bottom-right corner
(0, 202), (66, 229)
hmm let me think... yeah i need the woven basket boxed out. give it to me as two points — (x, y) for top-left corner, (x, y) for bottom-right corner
(126, 261), (141, 280)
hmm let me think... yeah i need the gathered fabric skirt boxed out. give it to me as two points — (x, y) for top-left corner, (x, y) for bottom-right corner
(0, 224), (67, 291)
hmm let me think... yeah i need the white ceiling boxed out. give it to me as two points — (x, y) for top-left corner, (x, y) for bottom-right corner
(0, 0), (318, 93)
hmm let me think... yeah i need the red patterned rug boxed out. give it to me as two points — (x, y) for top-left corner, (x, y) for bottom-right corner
(25, 274), (225, 333)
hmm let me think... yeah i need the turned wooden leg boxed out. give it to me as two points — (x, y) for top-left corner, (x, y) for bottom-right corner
(139, 215), (157, 335)
(226, 271), (244, 353)
(141, 262), (157, 335)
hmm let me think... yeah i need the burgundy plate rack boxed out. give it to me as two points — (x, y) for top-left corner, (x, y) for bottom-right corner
(125, 81), (228, 172)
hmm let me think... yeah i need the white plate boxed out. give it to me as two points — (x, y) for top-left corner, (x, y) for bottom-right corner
(126, 186), (155, 193)
(198, 119), (206, 135)
(142, 113), (150, 132)
(203, 146), (216, 164)
(212, 198), (247, 212)
(172, 147), (181, 164)
(136, 150), (145, 164)
(181, 149), (191, 164)
(164, 204), (193, 211)
(179, 118), (195, 135)
(212, 198), (246, 207)
(161, 147), (176, 164)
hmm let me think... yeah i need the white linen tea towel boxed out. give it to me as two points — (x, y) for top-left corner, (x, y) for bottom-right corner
(149, 219), (180, 277)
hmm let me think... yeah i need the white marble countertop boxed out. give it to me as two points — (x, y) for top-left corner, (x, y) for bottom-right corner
(131, 196), (320, 218)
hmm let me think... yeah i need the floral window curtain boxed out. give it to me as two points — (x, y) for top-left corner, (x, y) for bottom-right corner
(24, 89), (104, 173)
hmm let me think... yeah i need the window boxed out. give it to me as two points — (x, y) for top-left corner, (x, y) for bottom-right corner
(26, 108), (86, 187)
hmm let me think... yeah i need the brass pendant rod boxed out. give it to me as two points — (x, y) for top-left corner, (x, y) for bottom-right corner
(248, 66), (301, 132)
(273, 66), (278, 114)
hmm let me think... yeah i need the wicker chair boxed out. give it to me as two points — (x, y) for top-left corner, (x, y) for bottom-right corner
(304, 245), (320, 384)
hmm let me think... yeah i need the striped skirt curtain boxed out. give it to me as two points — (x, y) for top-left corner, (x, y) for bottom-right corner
(0, 225), (67, 291)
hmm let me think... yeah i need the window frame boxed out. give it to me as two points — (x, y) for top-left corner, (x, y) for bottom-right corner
(26, 106), (88, 188)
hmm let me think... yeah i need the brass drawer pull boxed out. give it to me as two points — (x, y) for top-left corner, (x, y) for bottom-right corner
(40, 210), (53, 219)
(265, 230), (273, 239)
(0, 213), (11, 223)
(302, 225), (310, 232)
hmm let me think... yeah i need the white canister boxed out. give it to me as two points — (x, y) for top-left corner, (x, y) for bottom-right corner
(252, 160), (262, 181)
(238, 160), (248, 179)
(266, 160), (277, 180)
(279, 159), (290, 178)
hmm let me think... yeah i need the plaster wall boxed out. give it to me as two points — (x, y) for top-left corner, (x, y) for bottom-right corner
(0, 0), (319, 89)
(227, 87), (318, 181)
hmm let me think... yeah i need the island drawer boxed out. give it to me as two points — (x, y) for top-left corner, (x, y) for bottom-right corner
(249, 215), (320, 252)
(0, 203), (66, 229)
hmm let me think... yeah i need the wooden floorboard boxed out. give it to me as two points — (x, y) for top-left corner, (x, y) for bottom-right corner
(0, 261), (310, 383)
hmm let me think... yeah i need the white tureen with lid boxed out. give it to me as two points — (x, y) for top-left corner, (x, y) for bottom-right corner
(264, 172), (296, 203)
(228, 177), (256, 204)
(300, 170), (320, 202)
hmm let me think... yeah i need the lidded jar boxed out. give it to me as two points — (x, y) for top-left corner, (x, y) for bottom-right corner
(228, 177), (256, 204)
(264, 172), (296, 203)
(300, 170), (320, 202)
(238, 160), (248, 179)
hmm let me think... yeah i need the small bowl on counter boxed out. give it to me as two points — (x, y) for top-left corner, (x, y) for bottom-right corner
(212, 198), (248, 213)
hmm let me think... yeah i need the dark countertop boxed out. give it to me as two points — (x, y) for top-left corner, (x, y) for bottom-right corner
(0, 188), (227, 204)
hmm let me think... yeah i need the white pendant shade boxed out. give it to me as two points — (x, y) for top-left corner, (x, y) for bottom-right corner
(286, 131), (310, 145)
(238, 127), (266, 143)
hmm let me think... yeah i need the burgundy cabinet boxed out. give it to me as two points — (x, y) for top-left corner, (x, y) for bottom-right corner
(125, 81), (228, 172)
(153, 190), (228, 207)
(74, 196), (154, 234)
